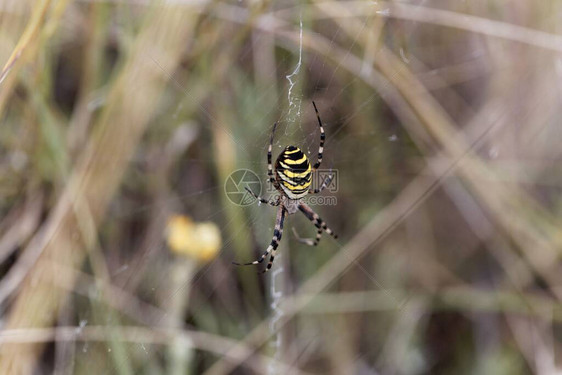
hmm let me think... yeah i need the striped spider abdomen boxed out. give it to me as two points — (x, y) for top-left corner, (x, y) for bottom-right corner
(275, 146), (312, 200)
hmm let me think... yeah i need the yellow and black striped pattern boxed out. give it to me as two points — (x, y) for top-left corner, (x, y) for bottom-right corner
(275, 145), (312, 199)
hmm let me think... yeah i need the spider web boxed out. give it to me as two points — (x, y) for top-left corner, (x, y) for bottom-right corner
(36, 1), (536, 374)
(122, 0), (400, 342)
(108, 4), (397, 369)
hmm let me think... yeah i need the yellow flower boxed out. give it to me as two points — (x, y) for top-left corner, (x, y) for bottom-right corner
(166, 215), (221, 262)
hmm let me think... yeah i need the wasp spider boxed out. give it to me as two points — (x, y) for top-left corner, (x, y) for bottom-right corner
(233, 102), (338, 273)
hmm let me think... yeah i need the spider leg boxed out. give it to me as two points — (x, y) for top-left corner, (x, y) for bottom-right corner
(298, 202), (338, 239)
(233, 207), (286, 272)
(245, 187), (279, 207)
(267, 122), (278, 185)
(292, 226), (323, 246)
(309, 172), (333, 194)
(311, 101), (325, 171)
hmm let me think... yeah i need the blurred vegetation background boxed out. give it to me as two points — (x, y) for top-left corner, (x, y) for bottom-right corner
(1, 0), (562, 374)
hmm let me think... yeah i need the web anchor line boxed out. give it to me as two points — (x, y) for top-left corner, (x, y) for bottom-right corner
(268, 257), (284, 375)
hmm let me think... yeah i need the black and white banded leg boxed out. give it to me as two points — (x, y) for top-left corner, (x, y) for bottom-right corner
(233, 206), (286, 273)
(298, 202), (338, 239)
(311, 101), (325, 171)
(267, 122), (278, 185)
(245, 187), (279, 207)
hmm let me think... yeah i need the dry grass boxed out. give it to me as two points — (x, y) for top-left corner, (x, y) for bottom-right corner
(0, 0), (562, 374)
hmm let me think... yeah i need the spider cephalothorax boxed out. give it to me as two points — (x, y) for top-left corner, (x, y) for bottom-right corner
(233, 102), (338, 273)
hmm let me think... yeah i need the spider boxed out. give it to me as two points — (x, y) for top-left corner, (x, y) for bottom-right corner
(233, 102), (338, 273)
